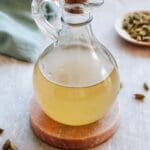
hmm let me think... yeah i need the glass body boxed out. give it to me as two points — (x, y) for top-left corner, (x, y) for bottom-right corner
(32, 0), (120, 126)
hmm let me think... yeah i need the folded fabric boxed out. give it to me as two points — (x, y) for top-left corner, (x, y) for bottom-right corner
(0, 0), (57, 62)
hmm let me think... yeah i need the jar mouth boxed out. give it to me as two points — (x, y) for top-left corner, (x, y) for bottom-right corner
(63, 2), (99, 13)
(63, 3), (88, 14)
(61, 0), (104, 14)
(61, 3), (93, 25)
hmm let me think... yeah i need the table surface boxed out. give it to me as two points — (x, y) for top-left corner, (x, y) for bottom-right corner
(0, 0), (150, 149)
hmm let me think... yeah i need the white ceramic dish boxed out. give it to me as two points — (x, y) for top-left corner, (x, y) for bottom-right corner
(115, 11), (150, 46)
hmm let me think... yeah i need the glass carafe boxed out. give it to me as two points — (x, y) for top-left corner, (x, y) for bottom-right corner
(32, 0), (120, 126)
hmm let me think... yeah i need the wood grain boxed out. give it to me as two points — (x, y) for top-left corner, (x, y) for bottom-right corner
(30, 98), (119, 150)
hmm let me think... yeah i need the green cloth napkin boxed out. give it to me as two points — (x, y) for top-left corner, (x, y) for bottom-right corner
(0, 0), (57, 62)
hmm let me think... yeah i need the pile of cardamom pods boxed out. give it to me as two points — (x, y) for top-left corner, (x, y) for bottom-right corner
(123, 11), (150, 42)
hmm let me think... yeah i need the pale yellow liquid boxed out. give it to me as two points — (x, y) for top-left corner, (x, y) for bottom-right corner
(33, 64), (120, 126)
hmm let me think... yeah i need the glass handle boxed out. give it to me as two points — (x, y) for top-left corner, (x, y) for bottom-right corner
(32, 0), (58, 41)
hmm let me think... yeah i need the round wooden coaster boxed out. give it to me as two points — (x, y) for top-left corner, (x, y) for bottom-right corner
(29, 98), (120, 150)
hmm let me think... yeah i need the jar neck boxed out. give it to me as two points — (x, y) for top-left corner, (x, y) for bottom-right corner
(57, 16), (96, 50)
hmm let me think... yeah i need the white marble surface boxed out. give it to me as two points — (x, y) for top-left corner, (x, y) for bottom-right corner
(0, 0), (150, 149)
